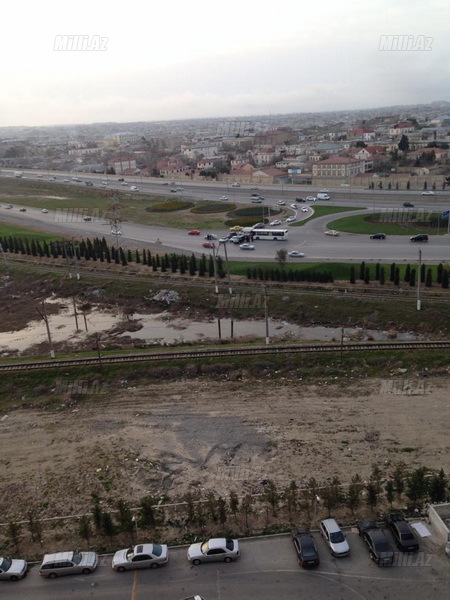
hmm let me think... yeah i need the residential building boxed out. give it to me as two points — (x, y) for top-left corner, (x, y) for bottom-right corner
(312, 157), (366, 177)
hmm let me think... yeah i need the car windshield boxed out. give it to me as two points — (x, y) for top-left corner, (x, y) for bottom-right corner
(0, 557), (12, 571)
(330, 531), (345, 543)
(151, 544), (163, 556)
(226, 539), (234, 551)
(302, 548), (317, 558)
(400, 533), (415, 541)
(200, 541), (210, 553)
(377, 542), (392, 552)
(72, 551), (82, 565)
(126, 548), (135, 560)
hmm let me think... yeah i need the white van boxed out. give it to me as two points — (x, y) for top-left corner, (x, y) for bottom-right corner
(317, 192), (331, 200)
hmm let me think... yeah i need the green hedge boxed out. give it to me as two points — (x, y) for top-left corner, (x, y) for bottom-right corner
(226, 207), (282, 218)
(191, 202), (236, 214)
(146, 200), (194, 212)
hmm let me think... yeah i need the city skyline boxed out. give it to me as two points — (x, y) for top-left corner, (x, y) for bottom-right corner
(1, 0), (448, 127)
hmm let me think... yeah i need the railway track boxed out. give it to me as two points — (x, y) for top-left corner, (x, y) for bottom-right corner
(1, 340), (449, 372)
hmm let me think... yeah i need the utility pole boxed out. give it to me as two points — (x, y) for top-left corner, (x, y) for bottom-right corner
(73, 297), (79, 331)
(262, 284), (269, 345)
(223, 242), (233, 338)
(37, 302), (55, 359)
(417, 249), (422, 311)
(212, 243), (221, 339)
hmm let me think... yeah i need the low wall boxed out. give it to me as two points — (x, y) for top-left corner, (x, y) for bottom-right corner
(428, 503), (450, 543)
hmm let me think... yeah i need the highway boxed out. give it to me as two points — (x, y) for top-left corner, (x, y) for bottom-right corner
(1, 170), (450, 263)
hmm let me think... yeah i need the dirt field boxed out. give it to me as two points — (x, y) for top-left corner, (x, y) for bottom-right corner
(1, 377), (449, 525)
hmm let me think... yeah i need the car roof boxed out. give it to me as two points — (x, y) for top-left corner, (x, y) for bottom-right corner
(207, 538), (228, 549)
(321, 518), (341, 532)
(41, 551), (75, 563)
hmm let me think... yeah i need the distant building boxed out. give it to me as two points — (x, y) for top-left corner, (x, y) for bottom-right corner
(108, 156), (137, 174)
(110, 132), (141, 145)
(312, 157), (366, 177)
(389, 122), (415, 136)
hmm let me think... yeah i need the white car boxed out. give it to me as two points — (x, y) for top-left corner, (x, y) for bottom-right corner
(231, 183), (240, 187)
(41, 208), (49, 213)
(290, 203), (298, 209)
(306, 196), (316, 202)
(204, 233), (217, 240)
(63, 179), (70, 183)
(220, 196), (229, 200)
(239, 243), (255, 250)
(270, 220), (282, 226)
(187, 538), (240, 565)
(422, 190), (435, 195)
(0, 556), (28, 581)
(301, 207), (309, 212)
(130, 186), (139, 191)
(288, 251), (305, 258)
(286, 216), (296, 223)
(121, 182), (128, 186)
(112, 544), (169, 572)
(277, 200), (286, 205)
(39, 551), (98, 578)
(320, 519), (350, 557)
(4, 204), (13, 209)
(251, 186), (259, 190)
(324, 229), (339, 236)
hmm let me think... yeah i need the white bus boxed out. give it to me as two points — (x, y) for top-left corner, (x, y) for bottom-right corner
(252, 228), (289, 241)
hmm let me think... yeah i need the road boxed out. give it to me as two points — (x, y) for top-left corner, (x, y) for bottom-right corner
(2, 532), (449, 600)
(1, 171), (450, 263)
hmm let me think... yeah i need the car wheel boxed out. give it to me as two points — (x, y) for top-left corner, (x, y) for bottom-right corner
(224, 557), (232, 563)
(193, 559), (201, 566)
(117, 566), (126, 573)
(10, 575), (19, 582)
(150, 562), (159, 569)
(82, 568), (92, 575)
(369, 552), (376, 562)
(48, 572), (57, 579)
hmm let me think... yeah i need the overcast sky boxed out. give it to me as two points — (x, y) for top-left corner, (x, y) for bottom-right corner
(1, 0), (448, 127)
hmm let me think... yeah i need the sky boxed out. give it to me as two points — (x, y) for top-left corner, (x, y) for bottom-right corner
(1, 0), (449, 127)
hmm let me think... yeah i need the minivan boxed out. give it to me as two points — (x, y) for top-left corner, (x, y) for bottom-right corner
(320, 519), (350, 557)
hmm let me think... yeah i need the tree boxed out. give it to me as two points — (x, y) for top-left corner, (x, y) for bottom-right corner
(206, 491), (218, 523)
(185, 493), (196, 523)
(394, 267), (400, 286)
(263, 480), (279, 517)
(425, 268), (433, 287)
(406, 180), (410, 190)
(28, 510), (43, 544)
(404, 264), (411, 282)
(241, 493), (254, 530)
(442, 269), (449, 289)
(390, 263), (396, 282)
(229, 491), (239, 515)
(392, 465), (405, 499)
(385, 480), (395, 506)
(7, 522), (21, 552)
(349, 266), (356, 284)
(217, 496), (227, 525)
(375, 262), (380, 281)
(322, 477), (342, 516)
(346, 474), (364, 514)
(409, 268), (416, 287)
(366, 482), (379, 510)
(398, 134), (410, 155)
(437, 263), (444, 284)
(276, 248), (288, 269)
(78, 515), (92, 546)
(370, 464), (384, 494)
(364, 267), (370, 285)
(359, 261), (366, 280)
(379, 267), (385, 285)
(117, 500), (134, 537)
(101, 511), (116, 540)
(429, 469), (448, 503)
(139, 496), (156, 529)
(283, 481), (299, 520)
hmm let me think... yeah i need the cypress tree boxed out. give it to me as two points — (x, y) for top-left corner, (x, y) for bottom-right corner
(349, 266), (355, 284)
(135, 250), (141, 264)
(375, 262), (380, 281)
(127, 249), (132, 263)
(189, 253), (197, 276)
(394, 267), (400, 286)
(409, 268), (416, 287)
(437, 263), (443, 284)
(208, 255), (214, 277)
(359, 261), (365, 280)
(442, 270), (449, 289)
(364, 267), (370, 284)
(420, 264), (425, 283)
(425, 268), (432, 287)
(404, 264), (411, 282)
(390, 262), (396, 282)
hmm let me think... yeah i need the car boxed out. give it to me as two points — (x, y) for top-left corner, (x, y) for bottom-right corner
(251, 198), (262, 203)
(202, 241), (214, 248)
(251, 186), (259, 190)
(277, 200), (286, 205)
(422, 190), (435, 195)
(410, 234), (429, 242)
(291, 527), (320, 568)
(188, 230), (201, 235)
(176, 187), (184, 191)
(117, 178), (125, 182)
(204, 233), (217, 240)
(4, 204), (13, 209)
(403, 201), (414, 207)
(170, 188), (177, 192)
(356, 521), (394, 566)
(111, 230), (122, 236)
(295, 197), (306, 202)
(306, 196), (316, 202)
(83, 216), (92, 222)
(112, 543), (169, 571)
(253, 222), (265, 229)
(0, 556), (28, 581)
(219, 236), (230, 243)
(290, 203), (298, 209)
(370, 233), (386, 239)
(229, 236), (241, 244)
(286, 216), (296, 223)
(39, 551), (98, 578)
(187, 538), (239, 565)
(239, 243), (255, 250)
(63, 179), (70, 183)
(250, 193), (260, 197)
(301, 207), (309, 212)
(85, 180), (93, 186)
(130, 186), (139, 191)
(385, 514), (419, 552)
(41, 209), (49, 213)
(324, 229), (339, 236)
(181, 597), (205, 600)
(19, 207), (27, 212)
(288, 251), (305, 258)
(231, 183), (240, 187)
(320, 519), (350, 557)
(121, 182), (128, 186)
(270, 220), (282, 226)
(230, 225), (243, 231)
(220, 196), (228, 200)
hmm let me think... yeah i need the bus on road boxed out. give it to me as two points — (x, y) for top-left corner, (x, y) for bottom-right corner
(252, 229), (289, 241)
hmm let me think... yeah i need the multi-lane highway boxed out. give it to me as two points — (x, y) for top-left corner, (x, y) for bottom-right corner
(1, 170), (450, 263)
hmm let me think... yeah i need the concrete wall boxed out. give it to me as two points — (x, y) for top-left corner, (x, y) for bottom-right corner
(428, 503), (450, 543)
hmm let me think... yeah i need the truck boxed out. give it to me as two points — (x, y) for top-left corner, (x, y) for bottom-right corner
(317, 192), (331, 200)
(14, 171), (24, 178)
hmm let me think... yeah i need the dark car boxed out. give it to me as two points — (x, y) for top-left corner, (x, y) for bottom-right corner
(295, 197), (306, 202)
(385, 514), (419, 552)
(370, 233), (386, 239)
(291, 527), (320, 568)
(356, 521), (394, 566)
(253, 222), (265, 229)
(410, 234), (428, 242)
(403, 201), (414, 207)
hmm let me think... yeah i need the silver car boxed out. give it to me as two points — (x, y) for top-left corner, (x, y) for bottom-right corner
(39, 551), (98, 578)
(112, 543), (169, 571)
(187, 538), (240, 565)
(320, 518), (350, 557)
(0, 557), (27, 581)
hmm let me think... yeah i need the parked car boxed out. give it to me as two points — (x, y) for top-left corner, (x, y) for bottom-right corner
(202, 242), (214, 249)
(171, 188), (177, 192)
(286, 216), (296, 222)
(385, 514), (419, 552)
(270, 220), (282, 226)
(370, 233), (386, 239)
(219, 236), (230, 243)
(121, 182), (128, 186)
(319, 519), (350, 557)
(239, 243), (255, 250)
(39, 551), (98, 578)
(112, 544), (169, 571)
(220, 196), (228, 200)
(288, 250), (305, 258)
(324, 229), (339, 236)
(403, 201), (414, 207)
(410, 234), (429, 242)
(83, 216), (92, 222)
(356, 521), (394, 566)
(187, 538), (239, 565)
(422, 190), (435, 196)
(250, 186), (259, 190)
(188, 230), (201, 235)
(0, 556), (28, 581)
(291, 527), (320, 568)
